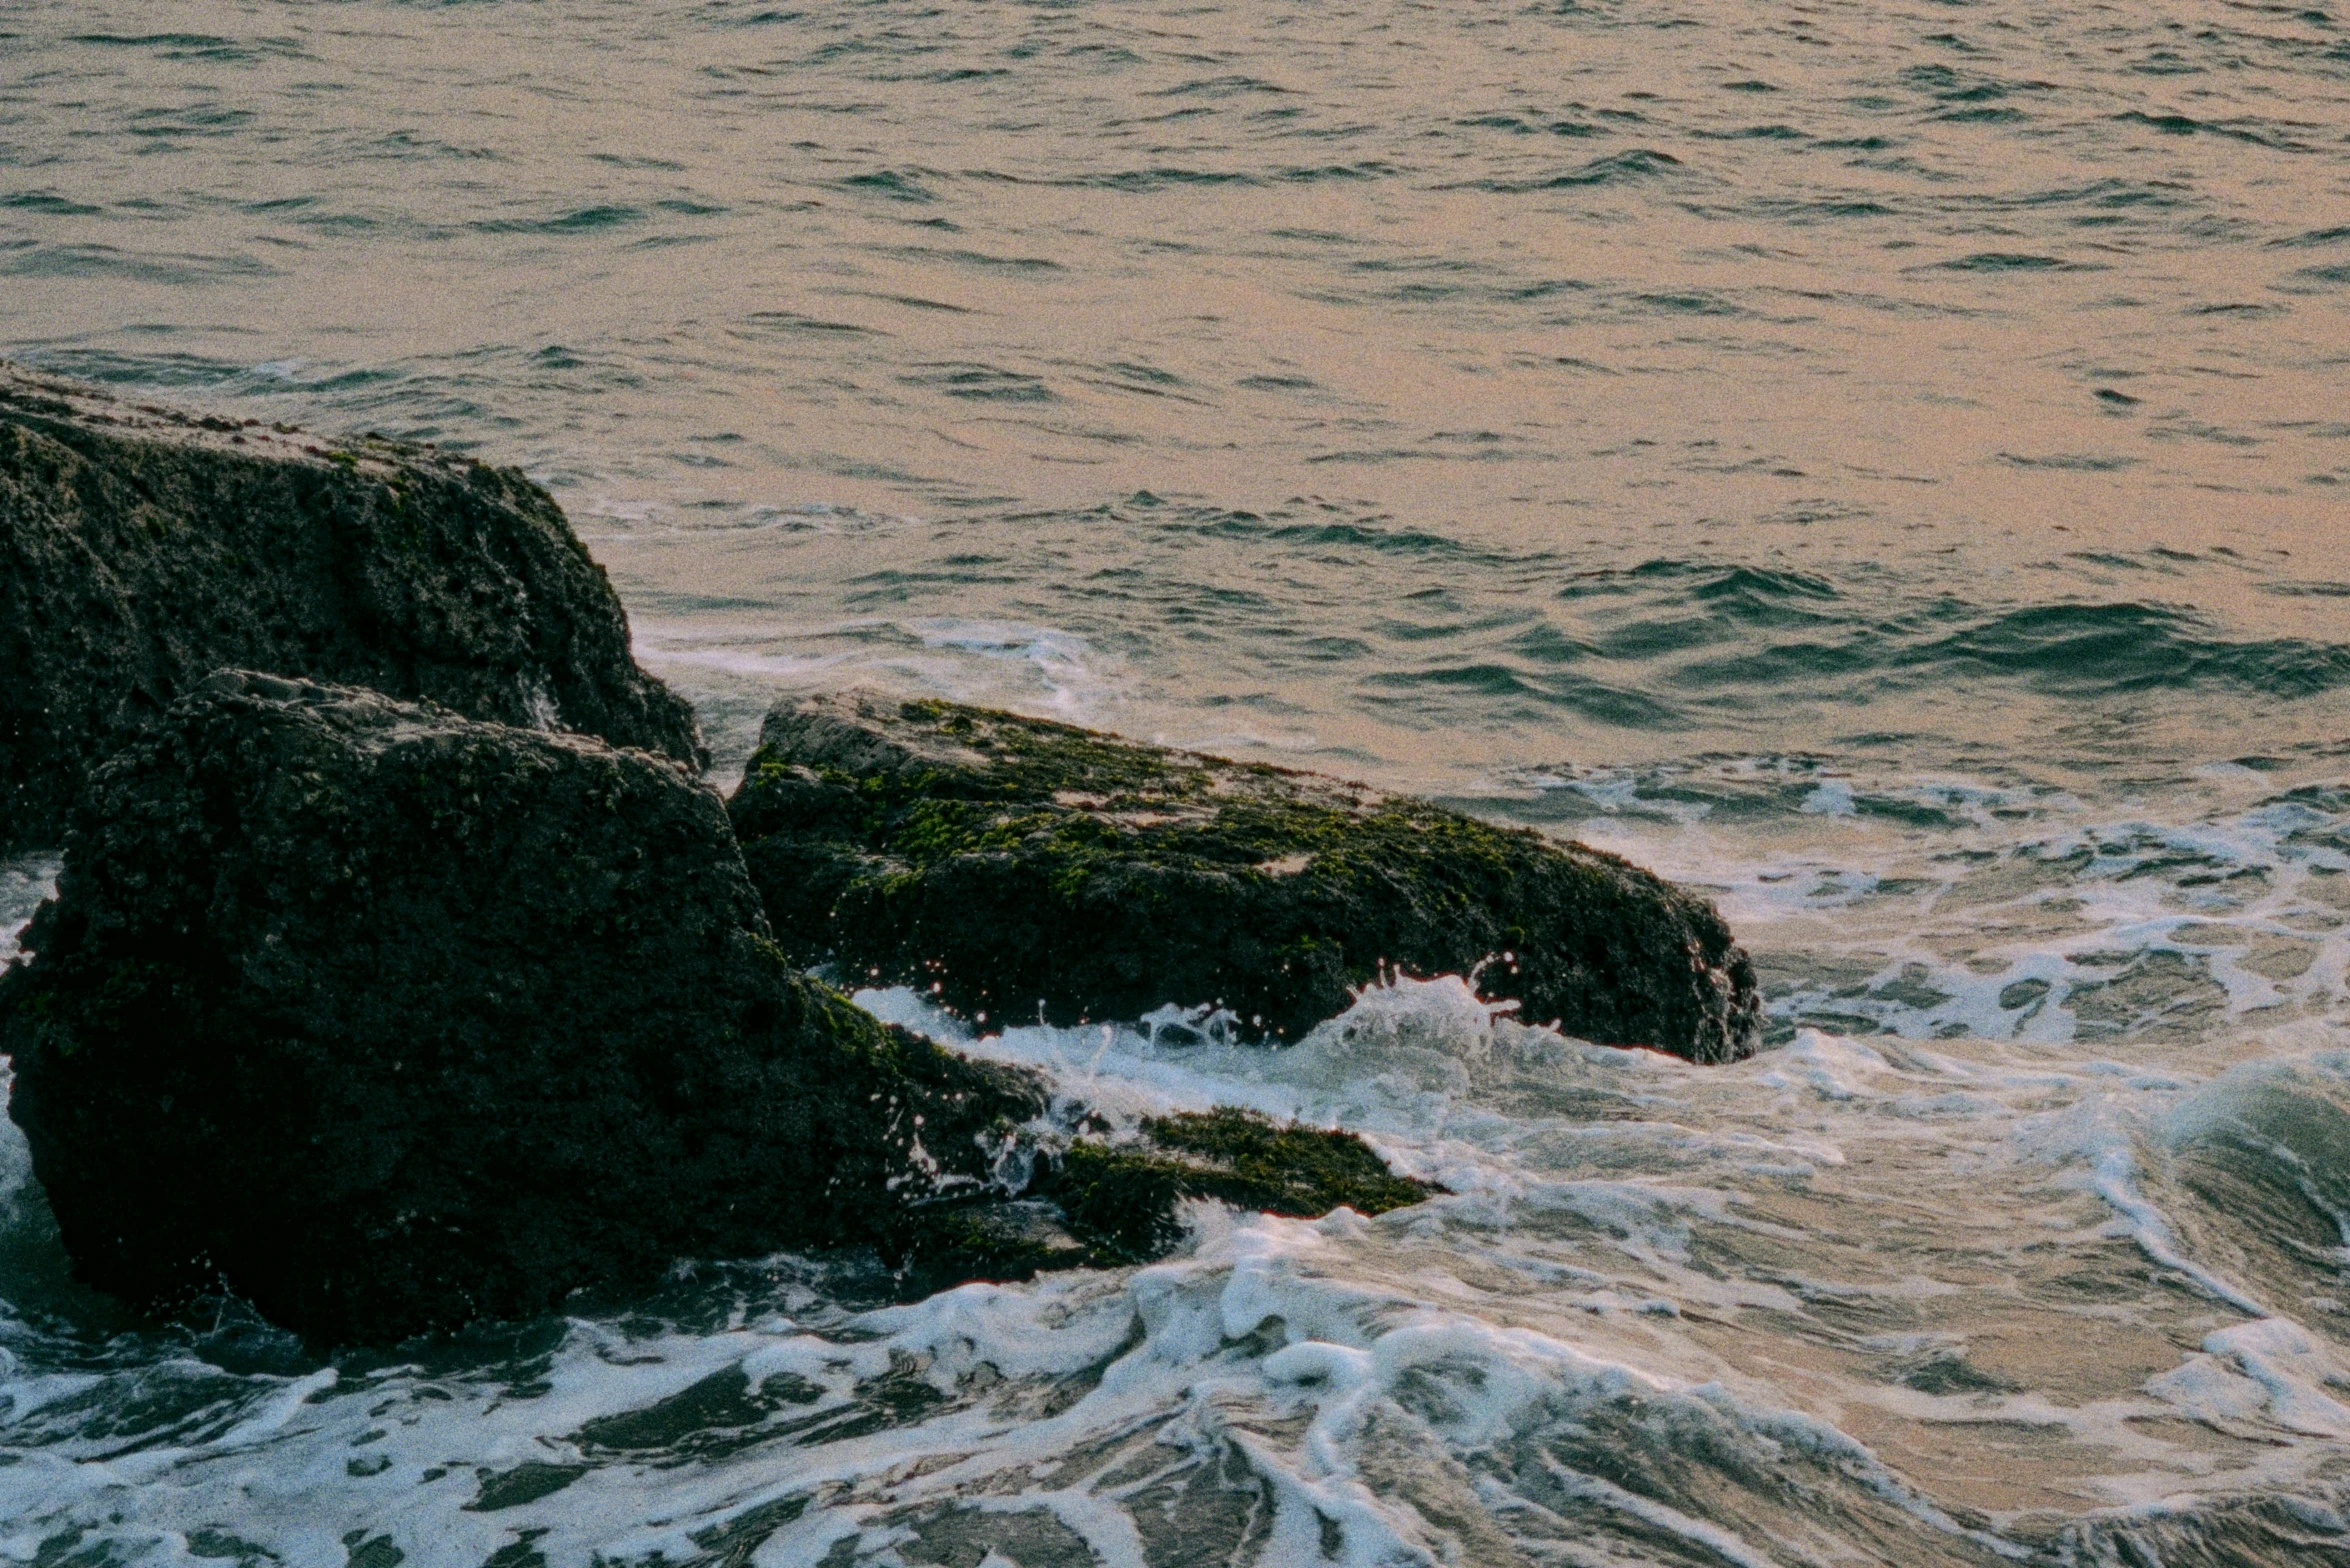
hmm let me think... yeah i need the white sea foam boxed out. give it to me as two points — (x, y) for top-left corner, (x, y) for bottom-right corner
(0, 858), (55, 968)
(9, 812), (2350, 1561)
(1560, 767), (2350, 1057)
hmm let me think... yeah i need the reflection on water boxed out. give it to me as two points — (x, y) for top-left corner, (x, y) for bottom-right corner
(5, 0), (2350, 1561)
(5, 0), (2347, 788)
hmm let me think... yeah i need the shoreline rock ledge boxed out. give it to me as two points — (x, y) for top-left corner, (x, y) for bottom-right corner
(0, 674), (1044, 1344)
(0, 362), (701, 852)
(729, 692), (1763, 1062)
(0, 674), (1438, 1342)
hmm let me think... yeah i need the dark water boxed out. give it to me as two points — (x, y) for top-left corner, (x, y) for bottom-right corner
(6, 2), (2350, 1563)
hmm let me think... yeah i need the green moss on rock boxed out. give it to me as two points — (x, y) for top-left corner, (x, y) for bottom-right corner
(0, 675), (1040, 1345)
(884, 1198), (1097, 1297)
(1048, 1109), (1439, 1263)
(877, 1107), (1440, 1286)
(728, 692), (1760, 1061)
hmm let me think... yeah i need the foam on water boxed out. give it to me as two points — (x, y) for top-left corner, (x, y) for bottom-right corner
(0, 861), (56, 970)
(7, 858), (2349, 1562)
(9, 710), (2350, 1563)
(1543, 765), (2350, 1058)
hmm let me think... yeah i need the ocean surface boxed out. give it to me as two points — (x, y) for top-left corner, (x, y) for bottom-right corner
(5, 0), (2350, 1561)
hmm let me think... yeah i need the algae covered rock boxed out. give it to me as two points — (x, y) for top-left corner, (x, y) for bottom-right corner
(0, 673), (1042, 1344)
(888, 1107), (1439, 1292)
(727, 692), (1762, 1061)
(0, 363), (700, 851)
(1048, 1108), (1438, 1262)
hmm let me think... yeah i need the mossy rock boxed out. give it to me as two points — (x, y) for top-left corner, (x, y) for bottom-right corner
(0, 363), (701, 851)
(728, 691), (1761, 1061)
(0, 674), (1041, 1344)
(885, 1198), (1096, 1297)
(887, 1108), (1438, 1285)
(1047, 1108), (1439, 1263)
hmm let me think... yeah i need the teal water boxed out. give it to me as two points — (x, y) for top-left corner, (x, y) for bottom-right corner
(6, 3), (2350, 1563)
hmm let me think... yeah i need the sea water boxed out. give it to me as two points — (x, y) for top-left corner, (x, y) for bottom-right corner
(4, 1), (2350, 1561)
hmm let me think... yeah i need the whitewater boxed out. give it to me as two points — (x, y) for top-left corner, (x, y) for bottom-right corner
(4, 0), (2350, 1562)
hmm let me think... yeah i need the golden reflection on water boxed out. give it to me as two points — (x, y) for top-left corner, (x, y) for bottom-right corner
(6, 0), (2347, 793)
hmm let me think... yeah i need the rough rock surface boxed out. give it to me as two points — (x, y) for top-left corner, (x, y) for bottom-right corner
(0, 674), (1043, 1344)
(1048, 1108), (1439, 1262)
(729, 692), (1762, 1062)
(0, 363), (700, 851)
(891, 1107), (1439, 1295)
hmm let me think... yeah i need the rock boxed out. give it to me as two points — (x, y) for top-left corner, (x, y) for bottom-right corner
(0, 673), (1044, 1344)
(0, 675), (1440, 1336)
(0, 363), (701, 851)
(888, 1108), (1440, 1294)
(1047, 1108), (1439, 1263)
(728, 692), (1762, 1062)
(886, 1198), (1097, 1298)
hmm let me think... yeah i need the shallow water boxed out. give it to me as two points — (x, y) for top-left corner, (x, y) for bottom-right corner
(5, 0), (2350, 1562)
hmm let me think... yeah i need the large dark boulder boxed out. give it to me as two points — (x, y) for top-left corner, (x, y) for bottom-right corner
(728, 693), (1762, 1062)
(0, 673), (1045, 1344)
(0, 363), (701, 851)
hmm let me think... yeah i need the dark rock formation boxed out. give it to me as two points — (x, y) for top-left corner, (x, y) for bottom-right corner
(729, 692), (1762, 1062)
(0, 363), (700, 851)
(0, 675), (1438, 1339)
(0, 674), (1041, 1344)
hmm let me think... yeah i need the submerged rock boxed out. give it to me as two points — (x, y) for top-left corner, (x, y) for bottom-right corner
(883, 1104), (1438, 1297)
(729, 692), (1761, 1062)
(0, 363), (700, 851)
(0, 674), (1043, 1344)
(889, 1107), (1438, 1295)
(1049, 1108), (1439, 1262)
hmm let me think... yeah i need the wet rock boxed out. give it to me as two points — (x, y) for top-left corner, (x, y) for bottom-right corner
(886, 1198), (1097, 1298)
(889, 1107), (1439, 1291)
(0, 363), (700, 851)
(0, 674), (1043, 1344)
(1046, 1108), (1439, 1263)
(727, 692), (1762, 1061)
